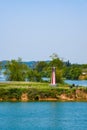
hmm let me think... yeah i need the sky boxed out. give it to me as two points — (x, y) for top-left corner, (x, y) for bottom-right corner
(0, 0), (87, 64)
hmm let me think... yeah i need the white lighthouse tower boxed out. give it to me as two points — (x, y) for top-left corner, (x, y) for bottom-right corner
(51, 67), (56, 86)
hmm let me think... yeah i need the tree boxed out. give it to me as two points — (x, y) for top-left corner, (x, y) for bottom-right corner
(63, 65), (82, 80)
(50, 53), (59, 60)
(48, 53), (64, 83)
(27, 69), (41, 82)
(4, 58), (29, 81)
(56, 69), (63, 83)
(35, 61), (47, 72)
(49, 53), (64, 69)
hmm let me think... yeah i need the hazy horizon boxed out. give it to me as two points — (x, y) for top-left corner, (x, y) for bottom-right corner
(0, 0), (87, 64)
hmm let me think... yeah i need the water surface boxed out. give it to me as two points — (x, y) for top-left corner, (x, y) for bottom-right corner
(65, 80), (87, 87)
(0, 102), (87, 130)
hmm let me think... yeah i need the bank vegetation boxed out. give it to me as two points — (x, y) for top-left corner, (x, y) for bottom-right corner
(0, 82), (87, 102)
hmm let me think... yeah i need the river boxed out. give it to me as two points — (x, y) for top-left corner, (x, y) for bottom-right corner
(65, 80), (87, 87)
(0, 102), (87, 130)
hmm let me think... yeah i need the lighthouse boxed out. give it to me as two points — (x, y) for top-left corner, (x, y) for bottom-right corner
(51, 67), (56, 86)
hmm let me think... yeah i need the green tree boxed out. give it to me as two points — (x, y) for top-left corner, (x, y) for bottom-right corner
(36, 61), (47, 72)
(49, 53), (64, 69)
(56, 69), (63, 83)
(64, 65), (82, 80)
(49, 53), (64, 83)
(27, 69), (41, 82)
(4, 58), (29, 81)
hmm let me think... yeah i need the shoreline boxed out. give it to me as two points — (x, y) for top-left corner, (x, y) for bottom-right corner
(0, 82), (87, 102)
(0, 88), (87, 102)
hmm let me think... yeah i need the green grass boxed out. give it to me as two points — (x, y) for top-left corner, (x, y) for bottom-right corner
(0, 81), (87, 101)
(0, 81), (69, 89)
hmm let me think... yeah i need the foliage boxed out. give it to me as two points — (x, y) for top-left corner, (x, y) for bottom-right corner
(27, 69), (41, 82)
(56, 69), (63, 83)
(49, 53), (64, 69)
(63, 65), (82, 80)
(64, 60), (71, 67)
(35, 61), (48, 72)
(35, 53), (64, 83)
(0, 81), (87, 101)
(0, 88), (26, 100)
(3, 53), (87, 82)
(48, 53), (64, 83)
(4, 58), (29, 81)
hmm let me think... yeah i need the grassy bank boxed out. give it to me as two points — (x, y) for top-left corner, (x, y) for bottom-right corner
(0, 82), (87, 101)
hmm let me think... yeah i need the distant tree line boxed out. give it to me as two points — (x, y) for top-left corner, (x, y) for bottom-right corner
(0, 53), (87, 82)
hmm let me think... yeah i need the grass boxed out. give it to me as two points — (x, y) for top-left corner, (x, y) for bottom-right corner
(0, 81), (69, 89)
(0, 81), (86, 101)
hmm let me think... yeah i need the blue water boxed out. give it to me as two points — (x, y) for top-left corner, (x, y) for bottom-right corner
(65, 80), (87, 87)
(0, 102), (87, 130)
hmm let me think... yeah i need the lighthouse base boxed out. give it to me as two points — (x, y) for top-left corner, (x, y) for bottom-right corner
(50, 84), (57, 87)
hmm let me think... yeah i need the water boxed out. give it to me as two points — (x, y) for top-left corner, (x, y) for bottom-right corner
(0, 69), (6, 82)
(0, 102), (87, 130)
(0, 77), (6, 82)
(65, 80), (87, 87)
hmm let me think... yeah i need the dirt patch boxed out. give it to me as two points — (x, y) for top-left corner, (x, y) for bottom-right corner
(0, 98), (3, 101)
(39, 97), (58, 101)
(59, 94), (74, 101)
(21, 93), (29, 101)
(76, 89), (87, 99)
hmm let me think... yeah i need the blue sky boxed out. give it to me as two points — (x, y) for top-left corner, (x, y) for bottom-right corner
(0, 0), (87, 63)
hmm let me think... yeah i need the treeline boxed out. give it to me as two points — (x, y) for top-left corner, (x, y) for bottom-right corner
(0, 53), (87, 82)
